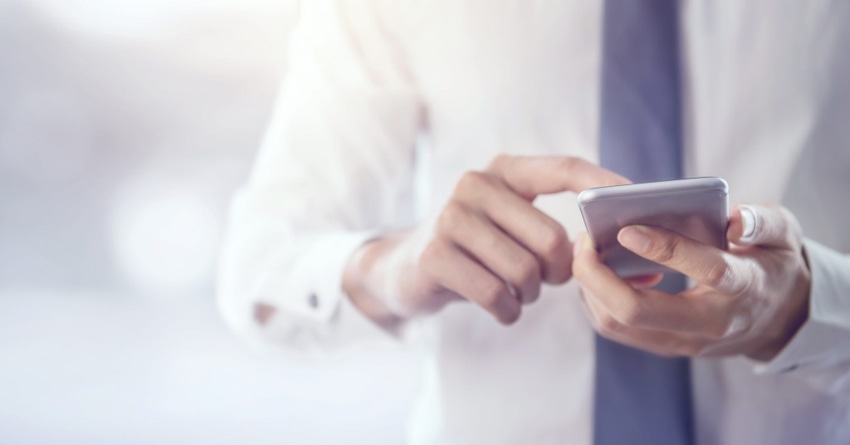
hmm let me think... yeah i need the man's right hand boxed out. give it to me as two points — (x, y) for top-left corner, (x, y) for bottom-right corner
(342, 155), (628, 329)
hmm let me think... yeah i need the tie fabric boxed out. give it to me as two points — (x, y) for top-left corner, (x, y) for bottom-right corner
(595, 1), (693, 445)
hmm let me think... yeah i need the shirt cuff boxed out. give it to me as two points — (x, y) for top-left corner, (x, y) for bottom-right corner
(240, 229), (407, 355)
(755, 239), (850, 375)
(254, 230), (377, 323)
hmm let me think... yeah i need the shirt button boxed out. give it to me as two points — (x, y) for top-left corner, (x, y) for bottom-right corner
(308, 293), (319, 309)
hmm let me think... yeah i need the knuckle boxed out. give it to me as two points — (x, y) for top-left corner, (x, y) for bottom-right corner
(479, 280), (509, 307)
(418, 241), (446, 274)
(597, 313), (622, 336)
(725, 260), (759, 296)
(518, 268), (542, 304)
(705, 261), (732, 288)
(513, 254), (541, 284)
(727, 279), (750, 298)
(648, 235), (679, 263)
(546, 254), (573, 284)
(487, 154), (510, 170)
(705, 324), (729, 341)
(498, 306), (522, 325)
(538, 223), (569, 259)
(524, 287), (542, 304)
(556, 156), (581, 173)
(615, 302), (643, 327)
(455, 170), (490, 195)
(437, 200), (468, 233)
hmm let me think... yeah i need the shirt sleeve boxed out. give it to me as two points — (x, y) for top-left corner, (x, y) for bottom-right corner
(754, 239), (850, 390)
(216, 0), (422, 356)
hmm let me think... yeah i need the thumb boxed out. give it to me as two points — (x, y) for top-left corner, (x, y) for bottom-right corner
(727, 204), (801, 249)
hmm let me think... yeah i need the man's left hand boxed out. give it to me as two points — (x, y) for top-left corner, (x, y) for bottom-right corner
(572, 204), (811, 361)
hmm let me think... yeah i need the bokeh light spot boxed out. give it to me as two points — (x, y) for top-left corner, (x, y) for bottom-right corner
(109, 175), (220, 296)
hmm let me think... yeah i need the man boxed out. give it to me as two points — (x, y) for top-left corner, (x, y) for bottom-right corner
(218, 1), (850, 443)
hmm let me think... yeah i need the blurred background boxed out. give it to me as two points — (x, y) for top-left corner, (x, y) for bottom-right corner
(0, 1), (419, 443)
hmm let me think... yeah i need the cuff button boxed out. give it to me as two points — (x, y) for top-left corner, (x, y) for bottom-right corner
(780, 364), (799, 373)
(308, 293), (319, 309)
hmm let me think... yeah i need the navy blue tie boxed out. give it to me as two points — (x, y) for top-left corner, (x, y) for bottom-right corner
(595, 2), (693, 445)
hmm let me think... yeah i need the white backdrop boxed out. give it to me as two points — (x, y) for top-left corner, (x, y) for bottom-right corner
(0, 1), (419, 443)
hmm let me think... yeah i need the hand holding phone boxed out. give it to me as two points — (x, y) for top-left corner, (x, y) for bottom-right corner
(577, 177), (729, 278)
(573, 184), (811, 361)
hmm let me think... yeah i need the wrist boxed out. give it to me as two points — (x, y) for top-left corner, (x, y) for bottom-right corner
(747, 256), (812, 362)
(343, 236), (406, 331)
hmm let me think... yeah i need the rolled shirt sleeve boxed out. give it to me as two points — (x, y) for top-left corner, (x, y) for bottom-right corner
(217, 0), (422, 355)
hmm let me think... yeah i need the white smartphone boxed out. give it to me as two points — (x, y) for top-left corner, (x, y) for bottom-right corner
(577, 177), (729, 277)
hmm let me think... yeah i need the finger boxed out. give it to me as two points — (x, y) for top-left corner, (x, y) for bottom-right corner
(572, 232), (728, 338)
(437, 201), (542, 304)
(617, 224), (756, 296)
(454, 172), (572, 284)
(485, 155), (630, 200)
(625, 274), (664, 289)
(421, 240), (521, 325)
(579, 288), (708, 357)
(727, 204), (800, 249)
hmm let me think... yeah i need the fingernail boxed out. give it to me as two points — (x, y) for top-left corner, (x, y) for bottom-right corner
(573, 235), (585, 257)
(739, 205), (757, 243)
(618, 226), (651, 253)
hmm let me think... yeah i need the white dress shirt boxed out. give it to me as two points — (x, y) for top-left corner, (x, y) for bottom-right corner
(217, 1), (850, 443)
